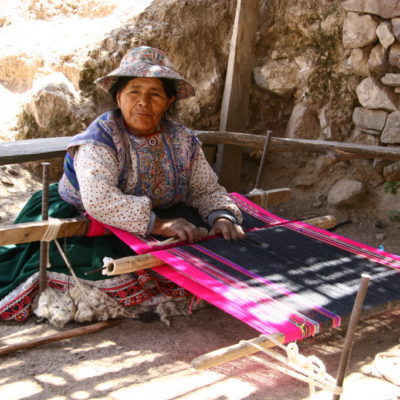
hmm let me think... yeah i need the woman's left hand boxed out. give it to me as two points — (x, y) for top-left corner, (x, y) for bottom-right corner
(209, 217), (246, 240)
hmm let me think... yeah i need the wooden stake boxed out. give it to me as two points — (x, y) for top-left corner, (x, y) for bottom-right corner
(39, 162), (50, 294)
(0, 320), (121, 357)
(215, 0), (260, 191)
(333, 274), (370, 400)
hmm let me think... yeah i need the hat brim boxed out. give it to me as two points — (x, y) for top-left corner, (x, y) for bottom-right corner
(95, 63), (195, 100)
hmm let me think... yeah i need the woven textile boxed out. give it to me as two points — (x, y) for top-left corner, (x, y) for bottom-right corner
(109, 193), (400, 343)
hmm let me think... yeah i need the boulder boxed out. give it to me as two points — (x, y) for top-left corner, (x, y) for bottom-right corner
(328, 179), (365, 207)
(342, 12), (379, 49)
(19, 73), (87, 139)
(356, 77), (397, 112)
(253, 59), (299, 97)
(285, 103), (320, 139)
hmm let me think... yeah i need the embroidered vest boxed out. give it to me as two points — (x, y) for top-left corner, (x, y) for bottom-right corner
(62, 110), (200, 208)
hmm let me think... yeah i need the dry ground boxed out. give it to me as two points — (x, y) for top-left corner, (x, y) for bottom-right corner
(1, 168), (400, 400)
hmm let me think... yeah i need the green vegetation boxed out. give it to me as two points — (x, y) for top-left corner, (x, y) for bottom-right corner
(384, 181), (400, 195)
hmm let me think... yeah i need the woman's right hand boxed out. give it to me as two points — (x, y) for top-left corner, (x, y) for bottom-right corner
(151, 216), (206, 242)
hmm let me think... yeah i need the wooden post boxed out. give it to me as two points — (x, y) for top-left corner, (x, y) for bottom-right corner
(215, 0), (259, 191)
(39, 162), (50, 294)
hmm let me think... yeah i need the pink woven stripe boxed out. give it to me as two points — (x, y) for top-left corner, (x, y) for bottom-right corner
(153, 249), (310, 342)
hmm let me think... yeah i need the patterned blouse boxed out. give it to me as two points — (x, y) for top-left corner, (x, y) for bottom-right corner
(59, 111), (242, 236)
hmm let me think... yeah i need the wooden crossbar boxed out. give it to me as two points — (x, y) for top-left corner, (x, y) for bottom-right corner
(2, 133), (400, 166)
(0, 136), (71, 165)
(0, 216), (90, 246)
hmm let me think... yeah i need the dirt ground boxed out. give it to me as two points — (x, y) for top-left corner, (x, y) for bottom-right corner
(1, 166), (400, 400)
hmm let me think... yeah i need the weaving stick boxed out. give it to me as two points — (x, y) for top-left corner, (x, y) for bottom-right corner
(191, 333), (285, 369)
(103, 253), (165, 275)
(0, 320), (121, 357)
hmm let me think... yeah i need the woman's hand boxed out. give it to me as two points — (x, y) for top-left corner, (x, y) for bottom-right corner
(209, 217), (246, 240)
(152, 216), (207, 242)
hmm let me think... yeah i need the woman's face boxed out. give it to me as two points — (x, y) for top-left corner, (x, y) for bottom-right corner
(116, 77), (175, 136)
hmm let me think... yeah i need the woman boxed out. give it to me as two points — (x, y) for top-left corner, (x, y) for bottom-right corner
(59, 46), (244, 242)
(0, 46), (244, 323)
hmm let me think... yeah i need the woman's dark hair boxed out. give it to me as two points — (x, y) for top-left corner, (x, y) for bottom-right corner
(109, 76), (177, 102)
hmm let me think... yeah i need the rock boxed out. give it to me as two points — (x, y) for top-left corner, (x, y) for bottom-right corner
(383, 161), (400, 181)
(376, 21), (395, 49)
(352, 130), (380, 144)
(328, 179), (365, 207)
(381, 73), (400, 87)
(342, 0), (400, 19)
(345, 48), (370, 76)
(24, 73), (79, 131)
(352, 107), (388, 131)
(1, 178), (14, 187)
(319, 103), (333, 140)
(392, 17), (400, 41)
(389, 42), (400, 68)
(253, 59), (299, 97)
(375, 233), (385, 241)
(351, 159), (385, 186)
(342, 12), (379, 49)
(381, 111), (400, 143)
(368, 43), (389, 75)
(285, 103), (320, 139)
(356, 77), (397, 112)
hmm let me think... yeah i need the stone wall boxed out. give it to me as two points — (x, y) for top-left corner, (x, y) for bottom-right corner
(341, 0), (400, 184)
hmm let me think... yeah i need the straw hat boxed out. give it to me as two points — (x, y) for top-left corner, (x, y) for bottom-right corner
(95, 46), (195, 100)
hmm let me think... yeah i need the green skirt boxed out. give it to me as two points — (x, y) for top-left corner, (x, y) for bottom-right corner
(0, 184), (186, 321)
